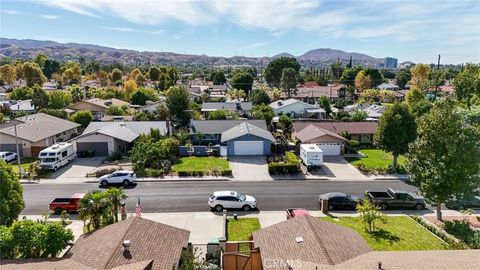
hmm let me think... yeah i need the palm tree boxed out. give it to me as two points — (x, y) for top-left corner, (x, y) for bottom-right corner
(106, 187), (127, 223)
(194, 132), (204, 145)
(78, 190), (111, 231)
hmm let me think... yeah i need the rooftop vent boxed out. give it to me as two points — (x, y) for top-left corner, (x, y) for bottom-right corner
(122, 240), (131, 252)
(295, 236), (304, 243)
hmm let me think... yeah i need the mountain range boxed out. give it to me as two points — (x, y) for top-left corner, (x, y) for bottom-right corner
(0, 38), (385, 67)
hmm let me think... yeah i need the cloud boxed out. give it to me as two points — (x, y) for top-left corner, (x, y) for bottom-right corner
(40, 14), (58, 19)
(2, 9), (18, 15)
(104, 27), (136, 32)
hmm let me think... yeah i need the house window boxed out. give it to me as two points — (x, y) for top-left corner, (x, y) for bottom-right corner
(361, 134), (371, 142)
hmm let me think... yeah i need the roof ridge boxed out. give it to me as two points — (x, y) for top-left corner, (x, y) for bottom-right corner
(103, 217), (137, 269)
(305, 216), (334, 265)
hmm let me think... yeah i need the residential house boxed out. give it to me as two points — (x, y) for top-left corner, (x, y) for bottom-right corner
(0, 113), (80, 157)
(289, 83), (346, 103)
(74, 121), (169, 156)
(377, 83), (400, 91)
(9, 99), (36, 114)
(292, 124), (348, 155)
(201, 102), (252, 118)
(1, 217), (190, 270)
(229, 215), (480, 270)
(68, 98), (130, 120)
(139, 99), (166, 113)
(343, 103), (386, 120)
(190, 120), (274, 156)
(270, 99), (326, 119)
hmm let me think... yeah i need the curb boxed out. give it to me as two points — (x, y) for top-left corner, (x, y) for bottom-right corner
(84, 178), (231, 183)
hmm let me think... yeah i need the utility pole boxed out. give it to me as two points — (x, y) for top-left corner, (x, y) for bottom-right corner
(437, 54), (441, 70)
(13, 123), (22, 177)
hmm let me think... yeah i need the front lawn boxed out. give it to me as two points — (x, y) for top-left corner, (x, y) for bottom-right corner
(172, 156), (230, 174)
(227, 218), (261, 241)
(345, 148), (406, 169)
(321, 216), (447, 251)
(8, 158), (52, 178)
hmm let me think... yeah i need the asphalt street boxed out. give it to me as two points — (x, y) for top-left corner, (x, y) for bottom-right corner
(21, 180), (419, 214)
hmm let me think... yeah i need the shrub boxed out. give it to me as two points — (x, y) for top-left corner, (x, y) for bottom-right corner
(444, 220), (480, 248)
(93, 167), (118, 177)
(268, 163), (300, 174)
(106, 151), (123, 161)
(356, 197), (387, 232)
(70, 110), (93, 127)
(145, 168), (164, 177)
(409, 215), (467, 249)
(221, 169), (232, 176)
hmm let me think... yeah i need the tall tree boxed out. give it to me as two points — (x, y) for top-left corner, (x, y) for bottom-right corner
(148, 66), (161, 81)
(405, 88), (425, 105)
(123, 79), (138, 95)
(280, 67), (298, 98)
(110, 68), (123, 83)
(355, 70), (372, 92)
(69, 84), (84, 103)
(230, 71), (254, 98)
(70, 110), (93, 127)
(410, 64), (430, 92)
(210, 71), (226, 85)
(318, 96), (332, 116)
(106, 187), (127, 223)
(78, 190), (112, 230)
(0, 160), (25, 226)
(42, 59), (60, 79)
(23, 62), (47, 87)
(264, 57), (300, 87)
(453, 64), (480, 107)
(0, 64), (17, 84)
(340, 65), (363, 87)
(363, 67), (384, 87)
(48, 91), (72, 109)
(250, 89), (271, 105)
(407, 98), (480, 220)
(166, 86), (191, 126)
(395, 69), (411, 89)
(31, 85), (49, 109)
(374, 103), (417, 168)
(252, 104), (275, 125)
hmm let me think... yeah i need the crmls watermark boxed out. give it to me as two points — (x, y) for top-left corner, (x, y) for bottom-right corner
(264, 259), (303, 268)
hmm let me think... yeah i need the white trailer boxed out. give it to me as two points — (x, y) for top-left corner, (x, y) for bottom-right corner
(300, 144), (323, 166)
(38, 142), (76, 171)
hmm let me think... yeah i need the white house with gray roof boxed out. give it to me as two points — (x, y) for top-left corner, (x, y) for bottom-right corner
(270, 98), (326, 118)
(74, 121), (169, 156)
(201, 102), (252, 118)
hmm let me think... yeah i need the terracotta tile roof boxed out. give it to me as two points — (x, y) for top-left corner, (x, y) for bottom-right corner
(291, 85), (345, 99)
(293, 121), (377, 135)
(253, 216), (371, 269)
(294, 124), (348, 142)
(68, 217), (189, 270)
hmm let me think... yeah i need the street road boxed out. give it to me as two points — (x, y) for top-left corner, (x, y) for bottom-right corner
(21, 180), (418, 214)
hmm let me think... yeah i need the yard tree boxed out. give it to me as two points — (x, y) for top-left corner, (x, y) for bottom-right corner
(374, 102), (417, 168)
(363, 67), (384, 88)
(106, 105), (126, 116)
(340, 65), (363, 87)
(264, 57), (300, 87)
(428, 69), (445, 96)
(227, 89), (246, 101)
(69, 84), (84, 103)
(130, 88), (149, 105)
(106, 187), (127, 223)
(252, 104), (275, 125)
(79, 190), (112, 231)
(23, 62), (47, 87)
(410, 64), (430, 92)
(271, 88), (282, 101)
(395, 68), (411, 89)
(278, 115), (293, 134)
(9, 86), (33, 100)
(405, 88), (425, 105)
(129, 68), (142, 80)
(123, 79), (138, 95)
(230, 71), (254, 97)
(148, 66), (161, 81)
(0, 64), (17, 84)
(355, 70), (372, 92)
(34, 54), (48, 69)
(42, 59), (61, 80)
(48, 91), (72, 109)
(407, 98), (480, 221)
(280, 67), (298, 98)
(110, 68), (123, 83)
(166, 86), (191, 126)
(208, 109), (227, 120)
(356, 197), (387, 233)
(31, 85), (49, 109)
(152, 104), (170, 121)
(351, 110), (368, 121)
(210, 71), (226, 85)
(318, 96), (332, 116)
(61, 63), (81, 85)
(250, 89), (271, 105)
(0, 160), (25, 226)
(454, 64), (480, 107)
(70, 110), (93, 127)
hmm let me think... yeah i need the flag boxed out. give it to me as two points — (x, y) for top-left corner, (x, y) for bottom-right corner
(135, 197), (141, 217)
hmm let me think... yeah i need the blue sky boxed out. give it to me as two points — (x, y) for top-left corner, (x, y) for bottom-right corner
(1, 0), (479, 64)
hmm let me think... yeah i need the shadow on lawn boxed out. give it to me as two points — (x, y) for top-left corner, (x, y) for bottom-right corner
(369, 228), (401, 244)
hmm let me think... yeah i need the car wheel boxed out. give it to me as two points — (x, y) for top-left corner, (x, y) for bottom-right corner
(100, 180), (108, 186)
(214, 205), (223, 212)
(54, 207), (63, 215)
(380, 204), (388, 210)
(242, 205), (251, 211)
(123, 180), (131, 186)
(328, 204), (334, 211)
(415, 204), (425, 210)
(53, 166), (57, 171)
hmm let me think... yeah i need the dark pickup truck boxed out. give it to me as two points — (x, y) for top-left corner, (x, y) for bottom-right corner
(49, 193), (85, 214)
(366, 188), (426, 210)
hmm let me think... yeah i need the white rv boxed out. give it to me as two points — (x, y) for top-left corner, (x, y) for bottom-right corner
(300, 144), (323, 167)
(38, 143), (75, 171)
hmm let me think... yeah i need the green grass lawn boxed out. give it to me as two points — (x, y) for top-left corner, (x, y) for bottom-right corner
(321, 216), (447, 251)
(345, 148), (406, 169)
(227, 218), (261, 241)
(8, 158), (52, 178)
(172, 156), (229, 172)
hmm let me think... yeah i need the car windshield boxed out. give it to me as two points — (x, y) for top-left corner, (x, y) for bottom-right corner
(237, 193), (246, 201)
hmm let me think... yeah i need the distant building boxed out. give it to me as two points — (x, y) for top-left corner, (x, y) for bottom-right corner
(384, 57), (398, 69)
(399, 61), (415, 69)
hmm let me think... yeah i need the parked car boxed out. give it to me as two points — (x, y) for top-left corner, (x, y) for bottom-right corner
(49, 193), (85, 214)
(318, 192), (358, 210)
(366, 188), (426, 210)
(445, 196), (480, 210)
(208, 191), (257, 212)
(286, 208), (311, 219)
(0, 151), (18, 163)
(98, 170), (136, 186)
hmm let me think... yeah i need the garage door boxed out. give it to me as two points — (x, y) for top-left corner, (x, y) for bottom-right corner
(0, 144), (23, 157)
(317, 143), (341, 155)
(234, 141), (264, 155)
(76, 142), (109, 156)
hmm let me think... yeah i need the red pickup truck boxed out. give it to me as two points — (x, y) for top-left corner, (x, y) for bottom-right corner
(286, 208), (311, 219)
(49, 193), (85, 214)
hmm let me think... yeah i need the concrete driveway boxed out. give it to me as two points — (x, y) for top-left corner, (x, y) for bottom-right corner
(50, 157), (105, 179)
(229, 156), (271, 181)
(311, 156), (367, 180)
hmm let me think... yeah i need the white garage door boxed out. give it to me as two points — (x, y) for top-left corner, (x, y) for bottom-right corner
(317, 143), (341, 155)
(234, 141), (264, 155)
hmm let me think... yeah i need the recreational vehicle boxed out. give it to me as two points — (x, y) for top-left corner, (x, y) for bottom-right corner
(300, 144), (323, 167)
(38, 143), (75, 171)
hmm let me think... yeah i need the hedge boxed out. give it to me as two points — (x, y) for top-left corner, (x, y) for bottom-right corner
(177, 169), (232, 177)
(268, 152), (300, 174)
(409, 215), (467, 249)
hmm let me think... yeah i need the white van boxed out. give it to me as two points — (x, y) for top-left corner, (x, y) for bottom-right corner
(38, 143), (76, 171)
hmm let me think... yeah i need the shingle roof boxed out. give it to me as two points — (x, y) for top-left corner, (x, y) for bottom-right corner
(9, 99), (35, 111)
(270, 98), (322, 111)
(253, 215), (371, 269)
(190, 120), (267, 134)
(0, 113), (80, 142)
(221, 122), (275, 143)
(294, 124), (347, 142)
(79, 121), (168, 142)
(68, 217), (190, 270)
(288, 85), (344, 99)
(201, 102), (252, 111)
(293, 121), (377, 135)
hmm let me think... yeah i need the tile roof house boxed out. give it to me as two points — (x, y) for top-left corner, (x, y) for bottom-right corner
(0, 113), (80, 157)
(201, 102), (253, 117)
(190, 120), (274, 156)
(270, 99), (325, 119)
(288, 83), (346, 103)
(1, 217), (190, 270)
(69, 98), (130, 120)
(292, 124), (348, 155)
(74, 121), (169, 156)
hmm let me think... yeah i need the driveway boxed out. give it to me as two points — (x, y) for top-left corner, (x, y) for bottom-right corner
(229, 156), (271, 181)
(310, 156), (367, 180)
(49, 157), (105, 179)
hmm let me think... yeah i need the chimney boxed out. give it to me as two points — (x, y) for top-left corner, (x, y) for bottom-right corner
(122, 240), (131, 252)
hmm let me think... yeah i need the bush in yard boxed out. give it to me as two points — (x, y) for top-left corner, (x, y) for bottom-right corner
(70, 110), (94, 127)
(0, 160), (25, 226)
(409, 215), (466, 249)
(356, 197), (387, 232)
(444, 220), (480, 248)
(106, 151), (123, 161)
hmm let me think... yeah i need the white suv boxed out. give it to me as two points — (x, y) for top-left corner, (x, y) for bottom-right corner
(208, 191), (257, 212)
(0, 151), (18, 163)
(98, 171), (136, 186)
